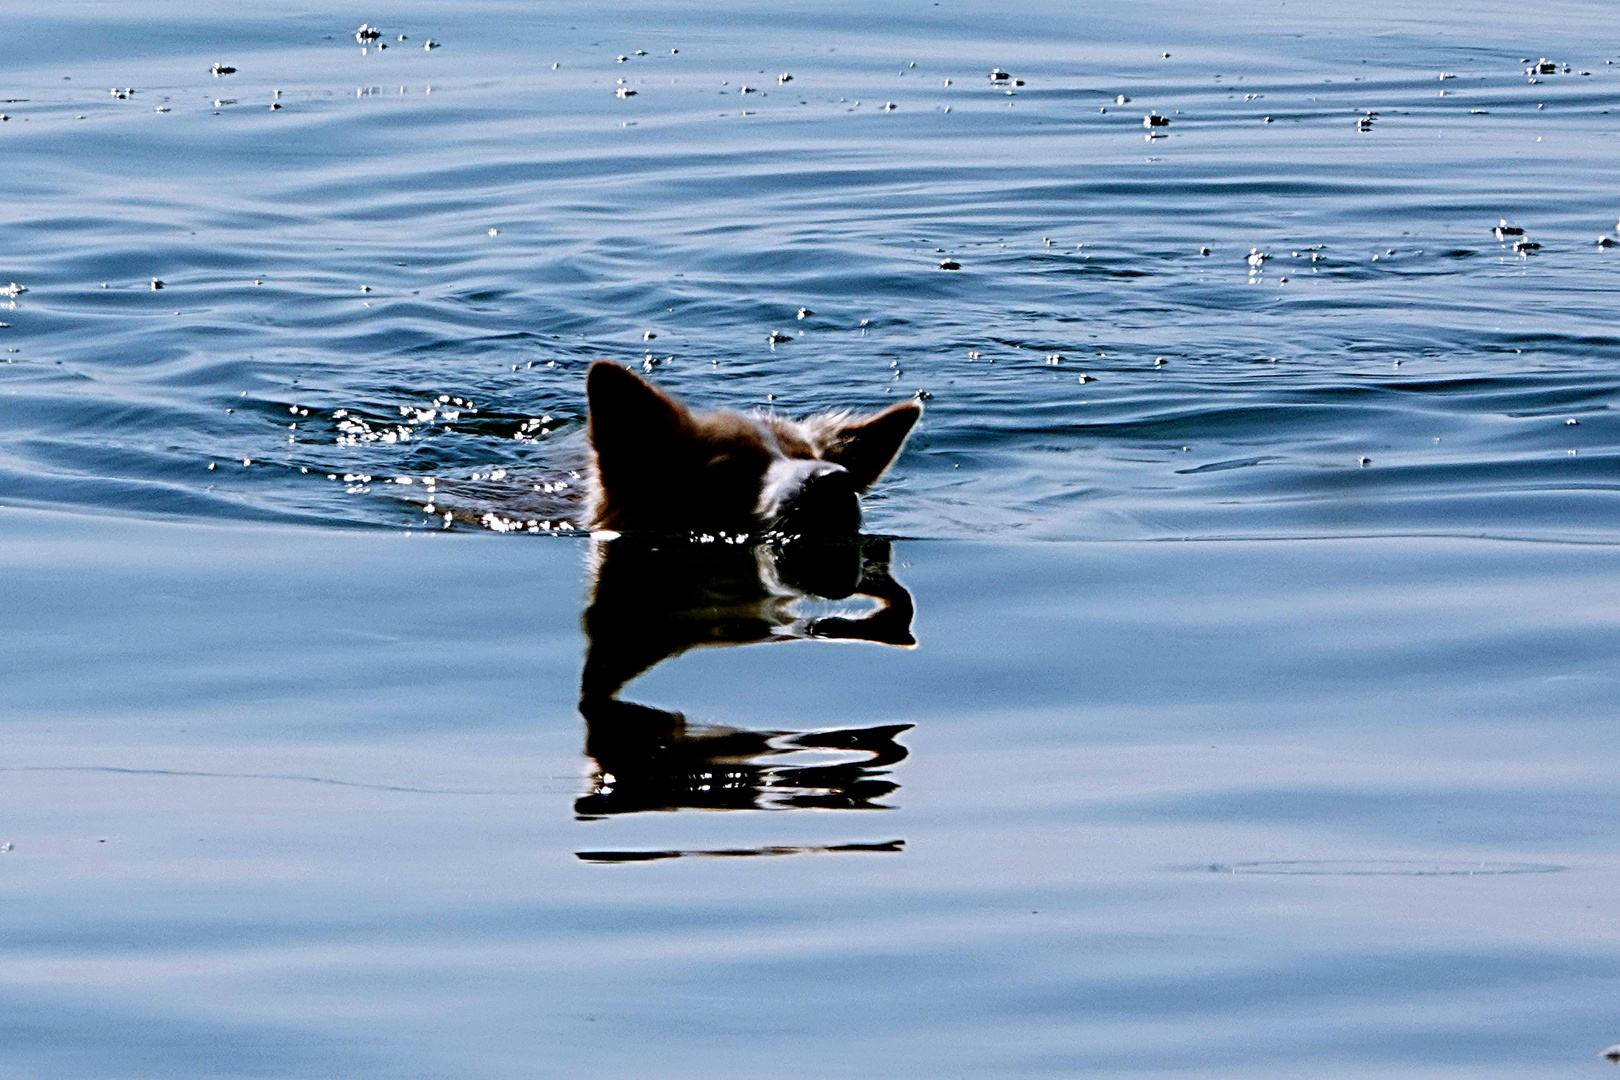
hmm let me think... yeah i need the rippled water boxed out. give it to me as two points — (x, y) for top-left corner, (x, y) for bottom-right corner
(7, 0), (1620, 538)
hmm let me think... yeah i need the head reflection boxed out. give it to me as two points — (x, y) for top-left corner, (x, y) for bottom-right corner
(576, 534), (915, 820)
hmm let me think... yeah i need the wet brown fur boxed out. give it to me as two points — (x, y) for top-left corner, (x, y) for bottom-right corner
(585, 361), (920, 533)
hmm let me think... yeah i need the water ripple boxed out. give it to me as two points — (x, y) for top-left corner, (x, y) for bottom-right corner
(3, 1), (1620, 540)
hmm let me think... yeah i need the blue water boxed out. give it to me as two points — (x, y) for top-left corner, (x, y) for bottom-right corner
(5, 2), (1620, 1076)
(6, 0), (1620, 538)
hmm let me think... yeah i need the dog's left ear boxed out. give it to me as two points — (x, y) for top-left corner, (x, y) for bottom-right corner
(822, 401), (921, 491)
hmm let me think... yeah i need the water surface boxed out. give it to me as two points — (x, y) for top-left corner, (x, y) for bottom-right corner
(4, 511), (1620, 1078)
(5, 0), (1620, 538)
(5, 2), (1620, 1076)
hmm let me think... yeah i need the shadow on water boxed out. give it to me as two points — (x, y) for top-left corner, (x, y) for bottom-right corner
(574, 534), (915, 859)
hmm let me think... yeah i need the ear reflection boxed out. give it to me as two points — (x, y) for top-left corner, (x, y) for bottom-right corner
(576, 536), (915, 820)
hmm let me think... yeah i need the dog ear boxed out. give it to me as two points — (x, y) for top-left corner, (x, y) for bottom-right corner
(587, 362), (690, 464)
(822, 401), (921, 491)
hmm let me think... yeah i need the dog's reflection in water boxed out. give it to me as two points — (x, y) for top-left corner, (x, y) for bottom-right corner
(576, 534), (914, 822)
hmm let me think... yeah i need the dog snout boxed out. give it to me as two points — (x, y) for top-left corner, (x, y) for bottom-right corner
(770, 460), (860, 534)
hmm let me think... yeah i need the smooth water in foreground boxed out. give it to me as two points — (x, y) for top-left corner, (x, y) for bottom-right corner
(4, 1), (1620, 1076)
(5, 510), (1620, 1079)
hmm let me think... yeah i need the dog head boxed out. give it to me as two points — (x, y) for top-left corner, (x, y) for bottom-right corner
(585, 361), (920, 535)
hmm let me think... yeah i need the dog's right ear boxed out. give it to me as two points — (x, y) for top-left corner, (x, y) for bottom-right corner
(587, 362), (690, 462)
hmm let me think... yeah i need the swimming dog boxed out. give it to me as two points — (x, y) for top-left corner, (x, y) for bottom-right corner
(585, 361), (920, 535)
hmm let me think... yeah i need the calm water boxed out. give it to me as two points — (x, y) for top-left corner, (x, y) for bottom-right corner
(5, 512), (1620, 1079)
(5, 1), (1620, 1076)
